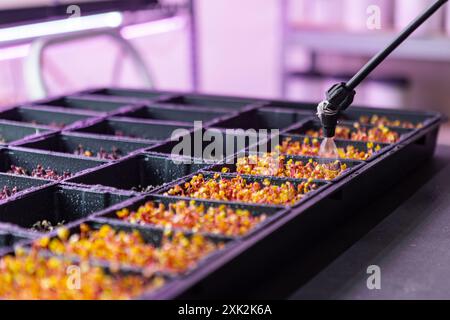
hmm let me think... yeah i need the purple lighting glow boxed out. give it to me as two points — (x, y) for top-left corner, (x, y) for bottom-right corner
(121, 16), (187, 39)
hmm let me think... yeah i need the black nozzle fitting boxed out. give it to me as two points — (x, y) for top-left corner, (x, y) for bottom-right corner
(317, 83), (356, 138)
(319, 108), (338, 138)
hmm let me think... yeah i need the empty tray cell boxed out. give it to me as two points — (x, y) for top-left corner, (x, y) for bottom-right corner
(0, 174), (50, 201)
(338, 108), (436, 129)
(0, 185), (132, 232)
(148, 127), (267, 162)
(161, 172), (328, 206)
(261, 101), (316, 113)
(275, 135), (389, 161)
(18, 133), (151, 160)
(69, 153), (208, 192)
(0, 148), (105, 181)
(0, 121), (50, 145)
(214, 109), (308, 130)
(209, 153), (363, 182)
(72, 118), (191, 141)
(288, 120), (413, 144)
(90, 88), (171, 101)
(35, 95), (134, 113)
(95, 195), (283, 238)
(0, 107), (94, 129)
(160, 94), (255, 111)
(119, 105), (229, 123)
(33, 220), (227, 274)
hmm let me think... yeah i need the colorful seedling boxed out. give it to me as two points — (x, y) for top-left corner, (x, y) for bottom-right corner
(116, 200), (268, 237)
(166, 173), (318, 206)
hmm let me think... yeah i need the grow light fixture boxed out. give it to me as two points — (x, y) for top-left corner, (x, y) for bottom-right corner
(0, 11), (123, 43)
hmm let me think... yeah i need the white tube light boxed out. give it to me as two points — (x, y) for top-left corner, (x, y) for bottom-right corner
(0, 11), (123, 43)
(0, 13), (185, 62)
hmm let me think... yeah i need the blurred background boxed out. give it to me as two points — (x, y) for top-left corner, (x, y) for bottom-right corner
(0, 0), (449, 143)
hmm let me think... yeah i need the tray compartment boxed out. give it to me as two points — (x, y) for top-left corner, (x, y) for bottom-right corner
(159, 94), (256, 111)
(118, 105), (230, 123)
(70, 117), (191, 142)
(0, 184), (133, 232)
(0, 148), (106, 180)
(32, 95), (136, 113)
(0, 174), (51, 202)
(89, 88), (172, 101)
(0, 246), (169, 300)
(0, 224), (41, 255)
(0, 121), (51, 145)
(16, 133), (152, 160)
(287, 119), (414, 144)
(207, 152), (364, 182)
(33, 219), (230, 276)
(260, 100), (317, 113)
(214, 109), (310, 130)
(338, 108), (438, 128)
(0, 228), (36, 249)
(148, 127), (267, 162)
(0, 106), (95, 129)
(158, 171), (330, 207)
(273, 134), (390, 161)
(68, 153), (209, 192)
(91, 194), (285, 239)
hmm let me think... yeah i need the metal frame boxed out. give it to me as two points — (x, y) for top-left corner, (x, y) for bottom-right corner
(24, 29), (154, 100)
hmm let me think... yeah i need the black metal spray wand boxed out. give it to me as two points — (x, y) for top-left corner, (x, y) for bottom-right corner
(317, 0), (448, 157)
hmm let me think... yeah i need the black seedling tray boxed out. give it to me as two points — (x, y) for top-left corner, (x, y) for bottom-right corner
(0, 88), (443, 300)
(207, 153), (364, 183)
(70, 117), (191, 142)
(69, 153), (209, 192)
(91, 194), (287, 240)
(287, 119), (414, 143)
(0, 106), (96, 130)
(118, 104), (230, 124)
(16, 132), (152, 160)
(30, 95), (139, 114)
(0, 184), (133, 232)
(0, 148), (106, 180)
(0, 120), (51, 145)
